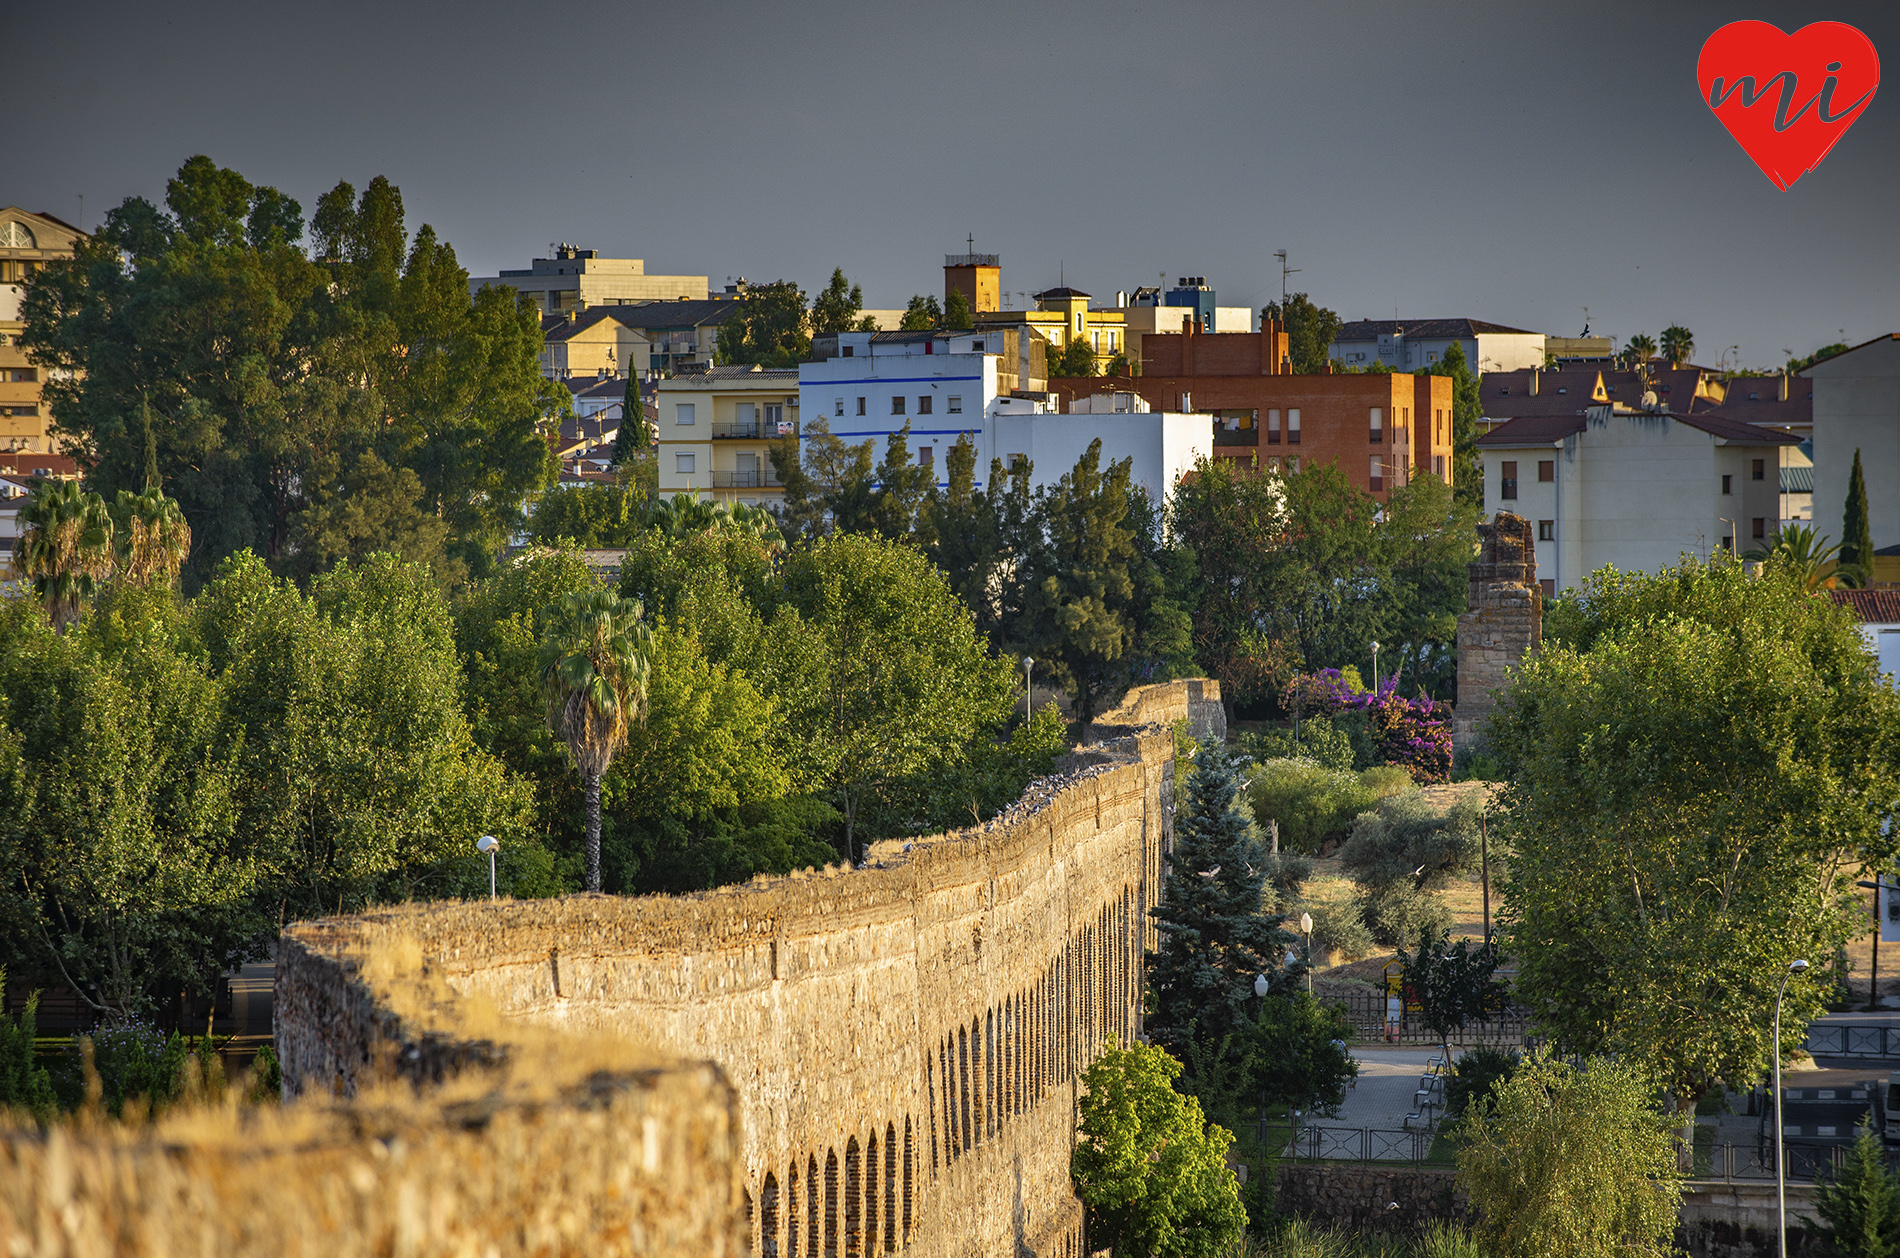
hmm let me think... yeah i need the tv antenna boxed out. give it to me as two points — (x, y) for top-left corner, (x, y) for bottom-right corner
(1273, 250), (1300, 305)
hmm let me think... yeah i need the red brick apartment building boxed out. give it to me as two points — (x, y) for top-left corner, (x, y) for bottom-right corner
(1053, 322), (1455, 497)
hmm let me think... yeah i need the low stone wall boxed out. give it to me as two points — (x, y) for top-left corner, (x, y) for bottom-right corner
(1085, 676), (1224, 746)
(0, 1061), (742, 1258)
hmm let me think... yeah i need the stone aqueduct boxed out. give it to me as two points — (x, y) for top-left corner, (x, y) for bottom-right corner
(260, 680), (1225, 1257)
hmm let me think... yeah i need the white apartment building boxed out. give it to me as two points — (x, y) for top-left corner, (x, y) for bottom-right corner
(1807, 334), (1900, 557)
(797, 331), (1206, 498)
(1479, 403), (1796, 595)
(1331, 318), (1547, 374)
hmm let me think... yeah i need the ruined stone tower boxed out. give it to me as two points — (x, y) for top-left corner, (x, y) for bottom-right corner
(1453, 512), (1542, 750)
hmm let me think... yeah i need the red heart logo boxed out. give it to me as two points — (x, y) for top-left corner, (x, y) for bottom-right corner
(1697, 21), (1880, 189)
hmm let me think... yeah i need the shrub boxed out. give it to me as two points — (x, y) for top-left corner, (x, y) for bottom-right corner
(0, 981), (56, 1120)
(1248, 761), (1368, 853)
(1358, 883), (1453, 948)
(1284, 669), (1453, 781)
(1240, 717), (1354, 772)
(1446, 1047), (1521, 1122)
(1339, 793), (1482, 892)
(1300, 884), (1377, 962)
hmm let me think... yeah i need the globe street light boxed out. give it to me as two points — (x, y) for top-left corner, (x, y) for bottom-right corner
(476, 835), (499, 901)
(1774, 958), (1810, 1258)
(1023, 656), (1035, 723)
(1301, 912), (1315, 993)
(1369, 640), (1381, 691)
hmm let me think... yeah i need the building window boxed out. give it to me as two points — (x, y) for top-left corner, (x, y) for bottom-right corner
(1752, 517), (1767, 538)
(1752, 458), (1766, 481)
(1369, 407), (1383, 443)
(948, 395), (962, 413)
(1538, 520), (1555, 542)
(835, 398), (845, 417)
(676, 453), (695, 474)
(676, 403), (696, 426)
(5, 368), (37, 384)
(1287, 456), (1300, 473)
(1500, 461), (1519, 500)
(1433, 454), (1445, 478)
(1721, 474), (1733, 494)
(971, 341), (984, 352)
(1540, 579), (1556, 599)
(1370, 456), (1384, 492)
(917, 396), (932, 415)
(891, 396), (906, 415)
(1267, 409), (1281, 444)
(764, 405), (783, 433)
(919, 446), (934, 467)
(1288, 409), (1301, 444)
(842, 345), (855, 357)
(1538, 460), (1554, 482)
(1268, 456), (1281, 471)
(856, 397), (866, 416)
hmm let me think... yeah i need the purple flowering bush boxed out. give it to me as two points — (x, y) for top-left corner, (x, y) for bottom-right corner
(1283, 669), (1453, 784)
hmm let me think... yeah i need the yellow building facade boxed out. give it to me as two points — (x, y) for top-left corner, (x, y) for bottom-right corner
(655, 366), (801, 506)
(0, 208), (86, 453)
(974, 287), (1126, 372)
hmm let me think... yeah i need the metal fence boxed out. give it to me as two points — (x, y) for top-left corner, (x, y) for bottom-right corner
(1315, 986), (1534, 1049)
(1804, 1023), (1900, 1059)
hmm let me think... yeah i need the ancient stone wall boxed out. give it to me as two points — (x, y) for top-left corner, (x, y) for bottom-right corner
(1453, 513), (1542, 749)
(273, 679), (1223, 1258)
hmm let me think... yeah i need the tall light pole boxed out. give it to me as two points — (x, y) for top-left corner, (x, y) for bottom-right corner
(1369, 640), (1381, 692)
(1300, 912), (1314, 993)
(1775, 958), (1810, 1258)
(476, 835), (499, 901)
(1023, 657), (1035, 722)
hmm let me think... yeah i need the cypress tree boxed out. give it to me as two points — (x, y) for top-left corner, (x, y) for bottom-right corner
(1842, 448), (1873, 584)
(612, 378), (648, 465)
(1812, 1122), (1900, 1258)
(1147, 743), (1297, 1077)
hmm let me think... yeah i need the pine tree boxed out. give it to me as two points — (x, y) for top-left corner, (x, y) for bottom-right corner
(1147, 743), (1297, 1080)
(944, 288), (975, 330)
(1812, 1122), (1900, 1258)
(1842, 448), (1873, 585)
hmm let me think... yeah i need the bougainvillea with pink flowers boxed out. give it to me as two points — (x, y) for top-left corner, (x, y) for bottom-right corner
(1280, 668), (1453, 783)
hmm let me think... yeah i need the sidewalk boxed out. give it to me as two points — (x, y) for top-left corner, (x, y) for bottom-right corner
(1306, 1046), (1443, 1130)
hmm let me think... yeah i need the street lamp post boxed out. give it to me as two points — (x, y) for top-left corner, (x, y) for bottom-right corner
(476, 835), (499, 901)
(1774, 958), (1810, 1258)
(1023, 657), (1035, 723)
(1301, 912), (1314, 993)
(1369, 640), (1381, 692)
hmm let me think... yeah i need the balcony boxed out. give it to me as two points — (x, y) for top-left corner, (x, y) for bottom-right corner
(712, 419), (795, 440)
(1212, 426), (1258, 447)
(710, 469), (784, 489)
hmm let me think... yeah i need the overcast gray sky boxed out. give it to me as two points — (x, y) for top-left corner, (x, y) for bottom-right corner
(11, 0), (1897, 367)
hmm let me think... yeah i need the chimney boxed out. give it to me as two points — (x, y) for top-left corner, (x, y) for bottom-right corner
(1779, 370), (1790, 402)
(1529, 367), (1540, 396)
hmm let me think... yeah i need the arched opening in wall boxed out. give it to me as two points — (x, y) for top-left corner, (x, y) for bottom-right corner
(864, 1131), (878, 1256)
(903, 1117), (915, 1242)
(844, 1137), (861, 1258)
(958, 1027), (972, 1152)
(824, 1148), (839, 1258)
(745, 1187), (754, 1253)
(985, 1008), (996, 1139)
(762, 1172), (780, 1257)
(784, 1166), (797, 1258)
(971, 1016), (985, 1144)
(926, 1057), (940, 1171)
(884, 1121), (897, 1251)
(808, 1154), (820, 1258)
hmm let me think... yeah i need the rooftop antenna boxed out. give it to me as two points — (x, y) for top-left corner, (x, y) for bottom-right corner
(967, 232), (975, 253)
(1273, 250), (1300, 305)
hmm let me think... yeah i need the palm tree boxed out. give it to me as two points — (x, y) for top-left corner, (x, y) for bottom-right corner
(538, 588), (652, 892)
(110, 486), (191, 585)
(17, 480), (115, 631)
(1620, 333), (1657, 370)
(1743, 523), (1858, 592)
(1659, 325), (1695, 368)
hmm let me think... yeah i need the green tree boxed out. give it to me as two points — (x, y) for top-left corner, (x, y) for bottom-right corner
(1072, 1041), (1247, 1258)
(108, 486), (192, 586)
(1491, 558), (1900, 1118)
(1660, 324), (1695, 367)
(527, 482), (650, 547)
(717, 279), (809, 367)
(1399, 925), (1504, 1065)
(0, 979), (56, 1120)
(1620, 332), (1658, 369)
(899, 294), (942, 331)
(866, 423), (934, 539)
(1245, 990), (1358, 1117)
(611, 377), (649, 462)
(918, 435), (1005, 633)
(285, 450), (457, 583)
(1458, 1051), (1683, 1258)
(1842, 448), (1873, 585)
(1147, 744), (1298, 1079)
(1812, 1122), (1900, 1258)
(1263, 293), (1344, 374)
(1339, 793), (1481, 944)
(775, 532), (1014, 858)
(1745, 522), (1853, 592)
(1788, 342), (1850, 373)
(17, 480), (115, 630)
(1051, 338), (1098, 377)
(810, 267), (867, 336)
(1019, 439), (1138, 723)
(943, 288), (975, 330)
(1422, 340), (1484, 505)
(538, 589), (653, 892)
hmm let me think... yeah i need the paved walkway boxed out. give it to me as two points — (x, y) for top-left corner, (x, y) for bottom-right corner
(1306, 1047), (1443, 1130)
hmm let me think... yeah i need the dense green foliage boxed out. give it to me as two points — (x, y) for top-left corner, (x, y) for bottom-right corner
(0, 978), (56, 1119)
(1812, 1123), (1900, 1258)
(1443, 1046), (1519, 1123)
(1420, 341), (1482, 506)
(1843, 448), (1873, 584)
(1262, 294), (1343, 376)
(20, 156), (563, 588)
(1072, 1041), (1247, 1258)
(1339, 794), (1481, 944)
(1398, 926), (1503, 1059)
(1457, 1051), (1683, 1258)
(717, 279), (811, 367)
(1246, 759), (1412, 855)
(1492, 557), (1900, 1112)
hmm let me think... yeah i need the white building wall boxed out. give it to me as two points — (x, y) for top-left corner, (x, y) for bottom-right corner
(1808, 337), (1900, 552)
(797, 336), (996, 488)
(985, 412), (1208, 502)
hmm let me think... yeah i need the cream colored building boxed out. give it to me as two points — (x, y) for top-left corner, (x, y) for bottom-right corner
(656, 366), (801, 505)
(975, 286), (1126, 372)
(471, 245), (708, 315)
(1, 207), (86, 453)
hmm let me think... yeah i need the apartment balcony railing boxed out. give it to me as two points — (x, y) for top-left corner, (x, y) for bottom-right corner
(712, 419), (796, 440)
(1212, 426), (1258, 447)
(710, 469), (784, 489)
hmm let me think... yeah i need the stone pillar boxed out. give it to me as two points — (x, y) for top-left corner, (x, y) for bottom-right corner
(1453, 512), (1542, 750)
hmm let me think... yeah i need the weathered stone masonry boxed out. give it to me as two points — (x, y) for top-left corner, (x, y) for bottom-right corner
(1453, 513), (1542, 750)
(272, 679), (1225, 1258)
